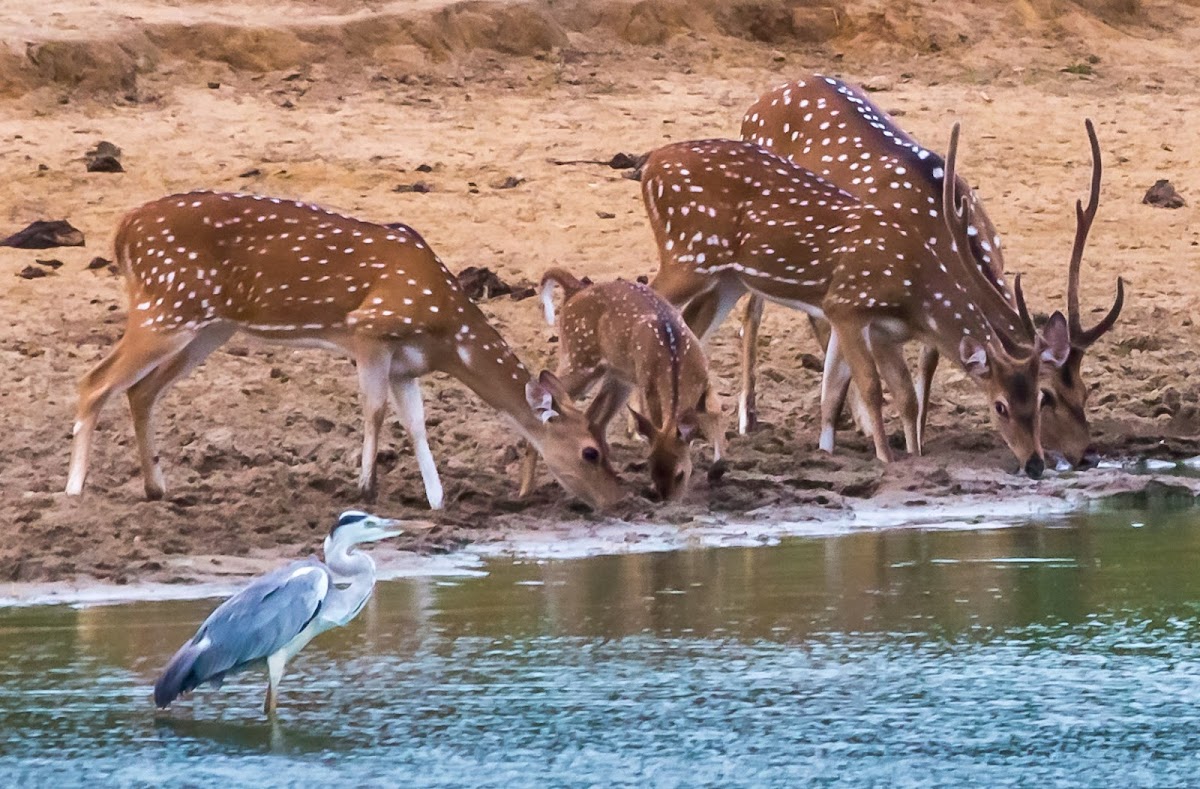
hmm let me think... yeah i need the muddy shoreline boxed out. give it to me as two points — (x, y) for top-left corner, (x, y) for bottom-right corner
(4, 465), (1196, 608)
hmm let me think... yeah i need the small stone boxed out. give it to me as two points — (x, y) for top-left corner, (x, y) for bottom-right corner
(207, 81), (221, 89)
(238, 168), (262, 178)
(17, 266), (48, 279)
(491, 176), (525, 190)
(596, 211), (616, 219)
(415, 163), (433, 172)
(862, 75), (895, 92)
(1, 220), (84, 249)
(393, 181), (431, 193)
(87, 256), (112, 269)
(609, 152), (646, 170)
(456, 266), (513, 301)
(85, 141), (123, 173)
(34, 258), (63, 269)
(1143, 179), (1185, 208)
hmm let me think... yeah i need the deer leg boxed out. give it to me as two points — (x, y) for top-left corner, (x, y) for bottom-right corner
(737, 294), (764, 434)
(872, 330), (920, 456)
(126, 324), (235, 499)
(697, 383), (729, 481)
(687, 281), (746, 343)
(626, 391), (648, 439)
(354, 346), (393, 502)
(517, 444), (540, 499)
(390, 377), (443, 510)
(587, 378), (634, 451)
(818, 328), (854, 454)
(832, 320), (892, 462)
(66, 327), (194, 496)
(650, 268), (713, 319)
(916, 345), (939, 453)
(810, 315), (875, 441)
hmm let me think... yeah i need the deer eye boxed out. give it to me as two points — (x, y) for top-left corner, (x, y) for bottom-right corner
(581, 446), (601, 464)
(994, 401), (1009, 419)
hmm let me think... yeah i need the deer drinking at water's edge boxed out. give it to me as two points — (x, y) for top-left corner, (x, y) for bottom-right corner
(642, 132), (1068, 477)
(519, 270), (725, 501)
(65, 192), (624, 510)
(733, 75), (1123, 467)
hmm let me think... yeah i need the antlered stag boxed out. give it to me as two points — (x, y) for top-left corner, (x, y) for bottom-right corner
(735, 76), (1123, 466)
(642, 134), (1066, 477)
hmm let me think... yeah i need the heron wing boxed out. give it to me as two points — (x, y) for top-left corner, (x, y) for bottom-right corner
(187, 558), (330, 679)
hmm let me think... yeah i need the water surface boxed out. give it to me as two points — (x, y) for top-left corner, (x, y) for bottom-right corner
(2, 506), (1199, 787)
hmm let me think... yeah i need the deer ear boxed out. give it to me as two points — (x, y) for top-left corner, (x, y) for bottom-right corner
(1039, 311), (1071, 368)
(629, 407), (657, 440)
(959, 336), (990, 379)
(526, 371), (567, 423)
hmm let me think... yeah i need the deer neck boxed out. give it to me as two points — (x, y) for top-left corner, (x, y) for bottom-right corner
(933, 236), (1027, 343)
(906, 250), (1005, 365)
(434, 309), (544, 441)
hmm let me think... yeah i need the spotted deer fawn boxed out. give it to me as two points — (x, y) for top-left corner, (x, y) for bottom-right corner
(736, 75), (1123, 466)
(519, 269), (725, 501)
(642, 134), (1068, 477)
(65, 192), (624, 510)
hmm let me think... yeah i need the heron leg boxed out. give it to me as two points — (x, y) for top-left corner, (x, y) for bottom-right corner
(264, 651), (287, 716)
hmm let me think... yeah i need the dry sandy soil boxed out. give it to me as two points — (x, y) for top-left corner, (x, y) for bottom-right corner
(1, 0), (1198, 586)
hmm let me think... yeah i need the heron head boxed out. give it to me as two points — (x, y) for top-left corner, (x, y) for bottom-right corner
(328, 510), (404, 546)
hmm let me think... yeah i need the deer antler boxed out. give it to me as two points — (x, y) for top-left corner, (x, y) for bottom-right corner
(1013, 273), (1036, 336)
(942, 123), (1031, 358)
(1067, 118), (1124, 347)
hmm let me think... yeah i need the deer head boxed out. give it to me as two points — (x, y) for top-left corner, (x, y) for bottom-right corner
(629, 397), (714, 502)
(526, 371), (625, 508)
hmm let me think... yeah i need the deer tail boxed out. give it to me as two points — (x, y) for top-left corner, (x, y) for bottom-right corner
(539, 268), (587, 327)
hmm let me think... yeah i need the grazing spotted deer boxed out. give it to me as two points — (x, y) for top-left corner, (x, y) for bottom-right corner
(641, 133), (1068, 477)
(519, 269), (725, 501)
(65, 192), (624, 510)
(735, 75), (1123, 465)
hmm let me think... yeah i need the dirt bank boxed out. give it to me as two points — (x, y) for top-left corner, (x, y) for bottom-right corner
(0, 0), (1198, 586)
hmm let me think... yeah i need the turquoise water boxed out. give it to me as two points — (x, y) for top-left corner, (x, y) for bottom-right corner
(1, 505), (1199, 787)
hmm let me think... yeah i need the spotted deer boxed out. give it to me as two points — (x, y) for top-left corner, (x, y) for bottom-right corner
(735, 75), (1123, 466)
(519, 269), (725, 501)
(65, 192), (624, 510)
(642, 135), (1068, 477)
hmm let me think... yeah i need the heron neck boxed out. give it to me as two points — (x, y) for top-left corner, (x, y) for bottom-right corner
(321, 541), (377, 627)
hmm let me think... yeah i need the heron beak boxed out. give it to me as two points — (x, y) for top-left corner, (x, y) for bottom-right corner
(365, 516), (404, 541)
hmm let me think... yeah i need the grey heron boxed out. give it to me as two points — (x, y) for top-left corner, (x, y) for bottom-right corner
(153, 510), (402, 715)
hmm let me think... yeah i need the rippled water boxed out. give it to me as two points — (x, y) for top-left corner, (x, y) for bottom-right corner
(2, 505), (1199, 787)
